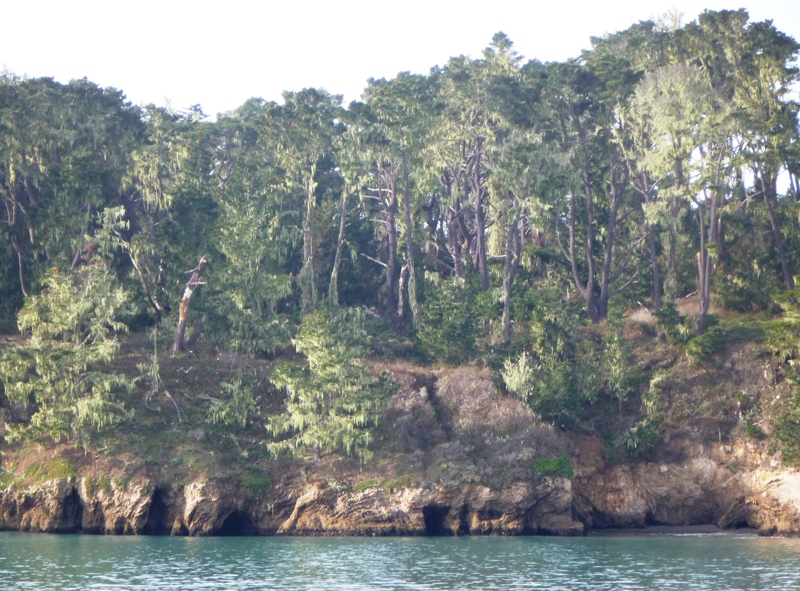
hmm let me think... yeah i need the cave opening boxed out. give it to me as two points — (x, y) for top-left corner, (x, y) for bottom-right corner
(423, 505), (451, 536)
(216, 511), (258, 536)
(143, 489), (171, 535)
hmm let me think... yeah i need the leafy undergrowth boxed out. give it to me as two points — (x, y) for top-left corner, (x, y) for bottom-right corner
(1, 305), (798, 495)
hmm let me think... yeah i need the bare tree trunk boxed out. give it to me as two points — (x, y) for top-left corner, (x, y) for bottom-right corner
(471, 147), (490, 293)
(301, 167), (317, 315)
(174, 256), (208, 354)
(667, 156), (686, 302)
(186, 314), (207, 349)
(329, 191), (349, 309)
(397, 263), (409, 322)
(759, 167), (793, 290)
(382, 166), (401, 331)
(11, 237), (28, 298)
(502, 195), (523, 343)
(402, 148), (419, 329)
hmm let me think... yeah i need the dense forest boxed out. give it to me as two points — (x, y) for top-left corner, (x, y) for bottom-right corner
(2, 9), (800, 470)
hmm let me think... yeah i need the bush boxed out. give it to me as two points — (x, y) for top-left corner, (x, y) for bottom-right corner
(616, 419), (662, 458)
(774, 391), (800, 465)
(0, 263), (135, 448)
(532, 453), (574, 478)
(686, 324), (763, 360)
(241, 472), (271, 496)
(654, 302), (694, 344)
(267, 307), (395, 462)
(418, 280), (476, 364)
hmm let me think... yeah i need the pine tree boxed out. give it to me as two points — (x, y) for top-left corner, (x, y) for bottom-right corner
(0, 263), (135, 448)
(267, 307), (393, 463)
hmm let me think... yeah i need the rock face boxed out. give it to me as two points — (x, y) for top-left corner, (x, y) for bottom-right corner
(569, 431), (800, 535)
(1, 432), (798, 536)
(0, 475), (584, 536)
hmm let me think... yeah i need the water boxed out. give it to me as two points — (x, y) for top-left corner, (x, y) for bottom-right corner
(1, 532), (799, 590)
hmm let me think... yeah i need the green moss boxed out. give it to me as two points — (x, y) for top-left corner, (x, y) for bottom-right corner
(353, 479), (378, 492)
(113, 475), (131, 492)
(532, 453), (574, 478)
(746, 422), (766, 440)
(85, 474), (112, 496)
(23, 458), (77, 483)
(0, 469), (23, 491)
(241, 472), (271, 496)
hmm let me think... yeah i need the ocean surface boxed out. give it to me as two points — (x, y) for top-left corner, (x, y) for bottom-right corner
(1, 531), (799, 590)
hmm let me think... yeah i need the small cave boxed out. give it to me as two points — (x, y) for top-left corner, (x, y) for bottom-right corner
(456, 504), (471, 535)
(60, 487), (83, 533)
(216, 510), (258, 536)
(423, 505), (451, 536)
(143, 489), (172, 535)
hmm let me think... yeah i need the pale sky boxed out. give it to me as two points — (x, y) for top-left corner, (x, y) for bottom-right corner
(2, 1), (798, 118)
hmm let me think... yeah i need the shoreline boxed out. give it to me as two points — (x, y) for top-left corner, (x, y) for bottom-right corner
(587, 524), (760, 537)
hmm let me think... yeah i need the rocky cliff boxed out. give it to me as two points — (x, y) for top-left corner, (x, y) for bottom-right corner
(2, 429), (798, 536)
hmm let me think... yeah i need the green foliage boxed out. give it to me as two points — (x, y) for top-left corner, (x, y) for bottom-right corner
(267, 307), (394, 462)
(418, 279), (477, 364)
(241, 472), (271, 496)
(764, 288), (800, 361)
(602, 310), (637, 411)
(0, 468), (23, 491)
(775, 402), (800, 465)
(85, 474), (111, 496)
(616, 419), (662, 458)
(24, 458), (77, 482)
(353, 479), (379, 492)
(686, 324), (763, 360)
(532, 453), (574, 478)
(206, 377), (258, 429)
(654, 303), (694, 345)
(352, 478), (409, 492)
(501, 280), (599, 425)
(0, 263), (135, 447)
(746, 421), (766, 439)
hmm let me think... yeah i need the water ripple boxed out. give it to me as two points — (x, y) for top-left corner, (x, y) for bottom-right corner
(1, 533), (800, 590)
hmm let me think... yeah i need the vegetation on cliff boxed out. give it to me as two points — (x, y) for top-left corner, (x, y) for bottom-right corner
(1, 9), (800, 503)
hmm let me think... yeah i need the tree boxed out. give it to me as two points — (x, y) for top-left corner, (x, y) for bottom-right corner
(0, 262), (134, 447)
(0, 76), (143, 301)
(544, 54), (643, 322)
(265, 89), (344, 315)
(267, 308), (393, 463)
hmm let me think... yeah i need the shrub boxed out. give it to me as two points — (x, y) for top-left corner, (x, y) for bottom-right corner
(267, 307), (395, 462)
(686, 324), (763, 360)
(206, 377), (258, 429)
(418, 280), (477, 364)
(654, 302), (694, 345)
(0, 263), (135, 448)
(0, 468), (23, 491)
(241, 472), (271, 496)
(532, 453), (574, 478)
(616, 419), (662, 458)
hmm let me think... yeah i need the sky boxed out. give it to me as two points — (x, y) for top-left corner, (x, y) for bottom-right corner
(2, 0), (799, 118)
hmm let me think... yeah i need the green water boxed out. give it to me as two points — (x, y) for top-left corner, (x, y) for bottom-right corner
(1, 532), (799, 590)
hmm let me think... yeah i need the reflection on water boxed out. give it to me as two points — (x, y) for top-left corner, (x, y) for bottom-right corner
(1, 532), (799, 590)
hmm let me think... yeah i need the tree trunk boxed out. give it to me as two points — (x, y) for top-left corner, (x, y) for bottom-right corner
(502, 196), (522, 343)
(760, 168), (793, 290)
(301, 167), (317, 315)
(382, 165), (400, 331)
(402, 148), (419, 329)
(328, 191), (348, 309)
(667, 156), (686, 303)
(469, 139), (490, 293)
(174, 256), (208, 354)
